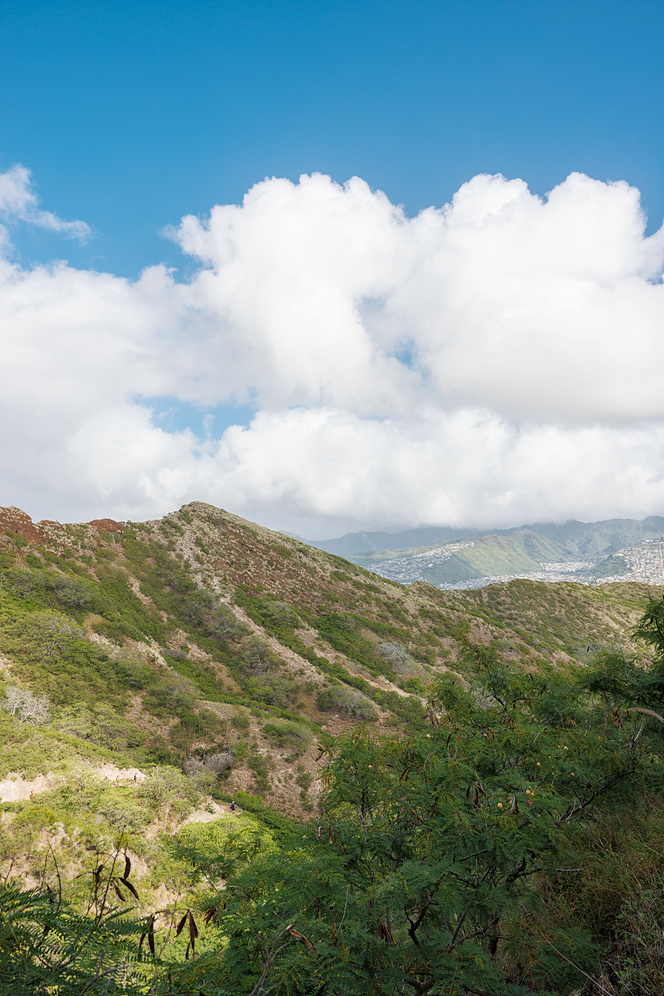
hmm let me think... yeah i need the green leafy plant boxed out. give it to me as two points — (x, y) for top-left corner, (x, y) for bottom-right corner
(316, 684), (377, 721)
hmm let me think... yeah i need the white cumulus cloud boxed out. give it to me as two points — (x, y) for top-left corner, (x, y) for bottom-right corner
(0, 165), (663, 536)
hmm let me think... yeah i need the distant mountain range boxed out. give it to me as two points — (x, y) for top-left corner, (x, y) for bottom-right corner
(307, 516), (664, 588)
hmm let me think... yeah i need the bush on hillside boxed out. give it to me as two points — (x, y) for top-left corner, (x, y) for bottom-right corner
(0, 567), (92, 609)
(136, 766), (200, 811)
(207, 603), (246, 642)
(144, 675), (198, 716)
(184, 751), (234, 777)
(377, 641), (412, 664)
(316, 685), (377, 721)
(2, 686), (51, 725)
(240, 636), (274, 675)
(261, 720), (311, 753)
(55, 702), (145, 751)
(179, 589), (215, 625)
(0, 611), (133, 708)
(246, 674), (299, 708)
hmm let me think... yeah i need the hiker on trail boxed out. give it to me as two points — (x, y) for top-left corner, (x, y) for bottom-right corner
(229, 800), (236, 812)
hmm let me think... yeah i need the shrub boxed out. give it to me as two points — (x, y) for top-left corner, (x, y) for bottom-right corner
(1, 566), (94, 610)
(110, 651), (158, 691)
(169, 706), (227, 752)
(2, 686), (50, 725)
(231, 712), (250, 730)
(378, 641), (412, 664)
(400, 676), (427, 694)
(233, 591), (300, 642)
(144, 676), (197, 717)
(179, 589), (215, 625)
(183, 751), (234, 777)
(207, 604), (246, 642)
(271, 544), (293, 559)
(136, 766), (200, 810)
(96, 799), (150, 834)
(248, 751), (271, 794)
(233, 789), (264, 810)
(0, 611), (129, 707)
(247, 674), (298, 708)
(316, 685), (377, 721)
(261, 600), (299, 626)
(316, 613), (396, 678)
(45, 575), (92, 609)
(262, 721), (312, 752)
(175, 811), (276, 883)
(374, 688), (426, 731)
(240, 636), (274, 675)
(54, 702), (145, 751)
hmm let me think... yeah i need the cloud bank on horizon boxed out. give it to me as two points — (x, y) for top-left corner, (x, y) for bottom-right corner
(1, 165), (663, 537)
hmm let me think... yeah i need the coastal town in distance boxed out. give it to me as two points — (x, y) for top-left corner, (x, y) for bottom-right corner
(365, 538), (664, 591)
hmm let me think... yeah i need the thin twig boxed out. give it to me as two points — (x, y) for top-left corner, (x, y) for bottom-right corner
(47, 840), (63, 910)
(78, 961), (132, 996)
(248, 915), (294, 996)
(544, 939), (634, 996)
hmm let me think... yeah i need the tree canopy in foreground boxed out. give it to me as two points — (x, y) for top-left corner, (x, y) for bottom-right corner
(4, 598), (664, 995)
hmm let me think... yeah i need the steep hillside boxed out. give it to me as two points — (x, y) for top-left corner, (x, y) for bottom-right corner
(1, 501), (660, 820)
(0, 502), (659, 879)
(2, 502), (664, 992)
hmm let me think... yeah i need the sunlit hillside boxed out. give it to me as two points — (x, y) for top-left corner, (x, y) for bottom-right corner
(2, 502), (664, 994)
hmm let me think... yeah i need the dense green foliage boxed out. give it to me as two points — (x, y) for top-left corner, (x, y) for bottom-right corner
(5, 599), (664, 993)
(0, 882), (149, 996)
(182, 636), (663, 996)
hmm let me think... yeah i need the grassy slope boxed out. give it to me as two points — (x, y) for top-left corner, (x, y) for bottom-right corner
(0, 501), (660, 904)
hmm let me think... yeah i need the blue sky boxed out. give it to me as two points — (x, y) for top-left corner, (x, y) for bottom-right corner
(2, 0), (662, 277)
(1, 1), (663, 535)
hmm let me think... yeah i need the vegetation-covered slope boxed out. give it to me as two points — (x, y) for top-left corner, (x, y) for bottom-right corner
(2, 501), (664, 994)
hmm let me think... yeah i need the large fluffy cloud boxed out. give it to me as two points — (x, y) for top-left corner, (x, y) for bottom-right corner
(1, 167), (663, 535)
